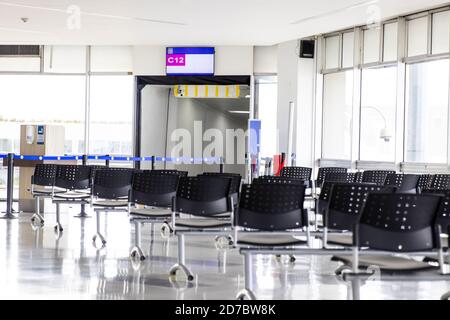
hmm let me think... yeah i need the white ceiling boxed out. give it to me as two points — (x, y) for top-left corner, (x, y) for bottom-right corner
(0, 0), (447, 45)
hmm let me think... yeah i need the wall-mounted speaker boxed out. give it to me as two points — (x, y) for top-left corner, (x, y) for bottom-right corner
(300, 40), (315, 59)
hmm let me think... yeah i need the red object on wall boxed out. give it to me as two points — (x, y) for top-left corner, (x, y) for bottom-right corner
(273, 153), (286, 176)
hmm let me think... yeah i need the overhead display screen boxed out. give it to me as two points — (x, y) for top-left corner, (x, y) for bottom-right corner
(166, 47), (215, 76)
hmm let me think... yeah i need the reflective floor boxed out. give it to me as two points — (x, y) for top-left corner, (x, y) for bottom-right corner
(0, 202), (449, 300)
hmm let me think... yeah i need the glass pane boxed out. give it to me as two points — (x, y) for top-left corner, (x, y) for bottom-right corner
(405, 59), (449, 163)
(89, 75), (134, 156)
(432, 11), (450, 54)
(322, 71), (353, 160)
(360, 67), (397, 161)
(407, 17), (429, 57)
(325, 36), (340, 70)
(43, 46), (86, 73)
(0, 57), (40, 72)
(0, 75), (85, 198)
(90, 46), (133, 72)
(363, 27), (380, 64)
(256, 78), (278, 158)
(342, 32), (354, 68)
(383, 22), (398, 61)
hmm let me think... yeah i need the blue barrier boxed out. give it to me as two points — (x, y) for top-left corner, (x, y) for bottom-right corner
(0, 154), (222, 163)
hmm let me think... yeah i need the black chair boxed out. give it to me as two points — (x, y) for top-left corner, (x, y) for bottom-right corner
(422, 189), (450, 248)
(169, 176), (233, 281)
(384, 173), (420, 193)
(254, 176), (306, 185)
(429, 174), (450, 190)
(280, 166), (312, 188)
(417, 174), (433, 192)
(30, 164), (64, 225)
(350, 193), (446, 274)
(314, 175), (358, 228)
(316, 167), (348, 189)
(128, 170), (184, 260)
(234, 182), (308, 300)
(52, 165), (92, 233)
(91, 168), (134, 246)
(323, 183), (396, 248)
(360, 170), (395, 185)
(200, 172), (242, 209)
(150, 170), (187, 176)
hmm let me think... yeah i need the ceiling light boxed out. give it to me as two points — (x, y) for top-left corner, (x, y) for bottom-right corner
(229, 111), (250, 114)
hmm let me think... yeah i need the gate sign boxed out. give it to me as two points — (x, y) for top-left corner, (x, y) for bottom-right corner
(166, 47), (215, 76)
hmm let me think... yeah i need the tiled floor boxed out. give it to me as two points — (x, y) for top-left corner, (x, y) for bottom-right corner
(0, 203), (449, 300)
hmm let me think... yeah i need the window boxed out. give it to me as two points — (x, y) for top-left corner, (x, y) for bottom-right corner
(325, 36), (340, 70)
(360, 67), (397, 161)
(407, 17), (428, 57)
(0, 75), (85, 198)
(90, 46), (133, 73)
(432, 11), (450, 54)
(383, 22), (398, 61)
(363, 27), (380, 64)
(0, 75), (86, 155)
(342, 32), (354, 68)
(89, 75), (134, 155)
(43, 46), (87, 73)
(322, 70), (353, 159)
(405, 59), (449, 163)
(256, 77), (278, 158)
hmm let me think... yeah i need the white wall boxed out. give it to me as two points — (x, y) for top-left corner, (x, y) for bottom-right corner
(254, 45), (278, 74)
(133, 46), (254, 76)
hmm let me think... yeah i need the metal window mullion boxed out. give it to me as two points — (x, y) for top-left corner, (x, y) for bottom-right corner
(396, 18), (407, 172)
(379, 23), (385, 63)
(84, 46), (91, 155)
(427, 12), (433, 55)
(351, 28), (362, 169)
(447, 46), (450, 167)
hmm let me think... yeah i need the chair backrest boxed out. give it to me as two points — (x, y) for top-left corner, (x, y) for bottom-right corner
(316, 167), (348, 187)
(417, 174), (433, 191)
(151, 170), (188, 177)
(201, 172), (241, 194)
(356, 193), (443, 252)
(237, 183), (306, 231)
(254, 176), (306, 186)
(55, 165), (92, 190)
(32, 164), (57, 187)
(92, 168), (134, 199)
(361, 170), (396, 185)
(384, 174), (420, 193)
(325, 183), (396, 231)
(422, 189), (450, 235)
(174, 176), (232, 216)
(323, 172), (357, 185)
(354, 172), (364, 183)
(429, 174), (450, 190)
(280, 166), (312, 181)
(131, 170), (181, 207)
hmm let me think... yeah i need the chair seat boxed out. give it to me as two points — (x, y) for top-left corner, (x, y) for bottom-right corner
(323, 233), (353, 246)
(237, 234), (307, 246)
(53, 191), (91, 200)
(331, 254), (438, 271)
(130, 207), (171, 218)
(92, 200), (128, 208)
(33, 186), (66, 195)
(175, 218), (231, 228)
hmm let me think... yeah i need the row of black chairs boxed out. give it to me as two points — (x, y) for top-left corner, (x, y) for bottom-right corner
(281, 166), (450, 192)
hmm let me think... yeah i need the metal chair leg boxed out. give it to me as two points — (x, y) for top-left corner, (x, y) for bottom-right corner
(31, 196), (45, 226)
(130, 220), (145, 261)
(54, 203), (63, 233)
(236, 253), (256, 300)
(169, 233), (194, 281)
(92, 210), (106, 246)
